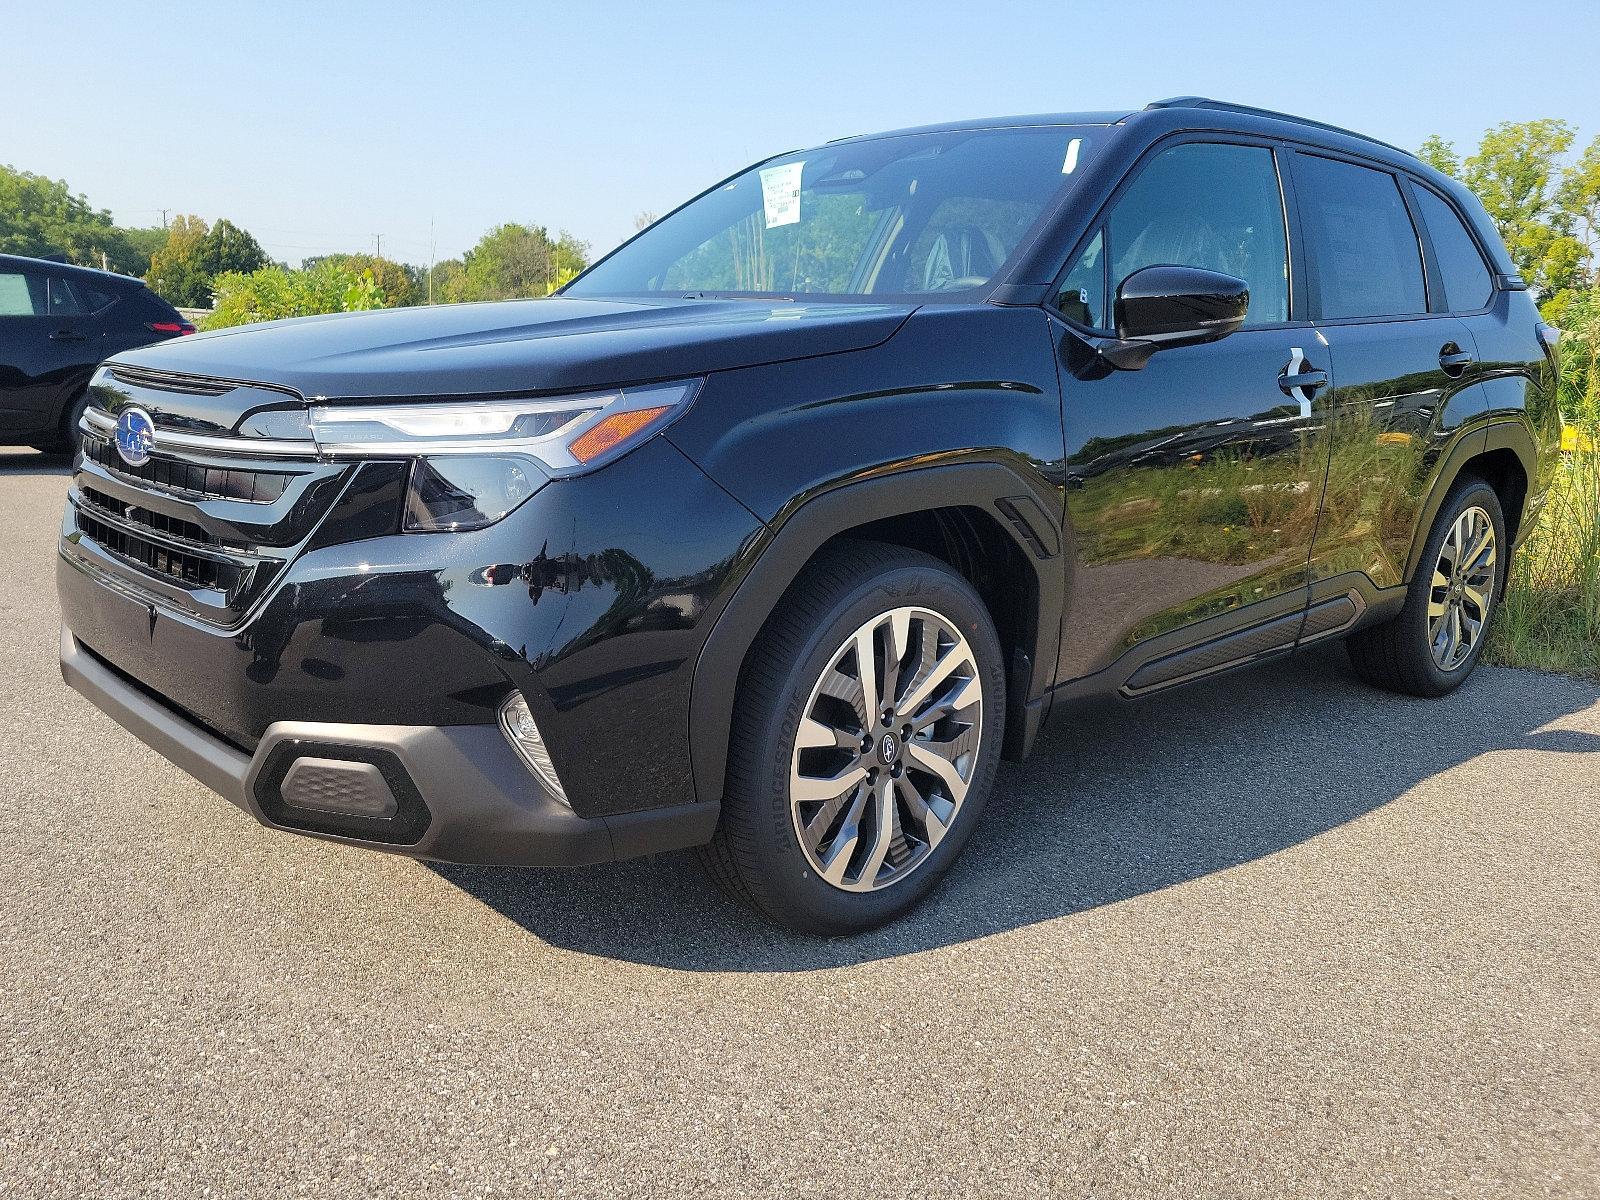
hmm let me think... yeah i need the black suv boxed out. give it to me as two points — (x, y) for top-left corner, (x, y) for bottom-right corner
(1, 253), (194, 452)
(58, 99), (1558, 933)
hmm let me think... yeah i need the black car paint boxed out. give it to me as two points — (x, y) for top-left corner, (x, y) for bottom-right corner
(0, 254), (190, 445)
(55, 102), (1553, 865)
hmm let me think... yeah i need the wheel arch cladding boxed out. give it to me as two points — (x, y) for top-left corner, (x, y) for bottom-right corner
(1405, 419), (1536, 581)
(688, 462), (1064, 806)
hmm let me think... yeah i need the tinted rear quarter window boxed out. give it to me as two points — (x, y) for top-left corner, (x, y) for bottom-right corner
(80, 284), (121, 314)
(1413, 186), (1493, 312)
(1295, 154), (1426, 320)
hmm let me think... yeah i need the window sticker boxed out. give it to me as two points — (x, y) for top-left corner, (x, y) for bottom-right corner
(1062, 138), (1082, 175)
(760, 161), (804, 228)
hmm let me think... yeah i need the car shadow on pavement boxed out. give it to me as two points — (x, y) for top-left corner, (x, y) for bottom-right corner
(0, 448), (72, 477)
(432, 642), (1600, 970)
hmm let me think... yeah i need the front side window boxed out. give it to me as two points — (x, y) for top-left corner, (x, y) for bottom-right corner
(567, 126), (1100, 300)
(1413, 185), (1493, 312)
(1104, 142), (1290, 328)
(1295, 154), (1426, 320)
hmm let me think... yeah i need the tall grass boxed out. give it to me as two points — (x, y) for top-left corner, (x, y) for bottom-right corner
(1486, 288), (1600, 676)
(1487, 430), (1600, 677)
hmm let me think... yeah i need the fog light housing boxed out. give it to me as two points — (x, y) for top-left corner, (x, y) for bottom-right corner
(500, 693), (570, 806)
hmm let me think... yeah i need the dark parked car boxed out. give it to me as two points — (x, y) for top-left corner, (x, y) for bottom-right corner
(0, 253), (193, 452)
(57, 99), (1558, 933)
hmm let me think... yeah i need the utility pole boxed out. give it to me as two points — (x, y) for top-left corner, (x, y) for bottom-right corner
(374, 233), (382, 260)
(159, 209), (169, 229)
(427, 216), (435, 305)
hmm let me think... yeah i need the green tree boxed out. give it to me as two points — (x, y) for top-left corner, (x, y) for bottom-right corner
(1556, 136), (1600, 266)
(206, 262), (386, 329)
(425, 257), (465, 304)
(119, 226), (168, 277)
(1463, 119), (1586, 300)
(449, 223), (590, 301)
(145, 215), (269, 306)
(199, 218), (268, 279)
(302, 253), (417, 306)
(145, 214), (212, 306)
(1417, 135), (1460, 178)
(0, 164), (144, 272)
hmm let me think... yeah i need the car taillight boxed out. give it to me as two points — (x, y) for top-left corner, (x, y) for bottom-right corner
(147, 321), (196, 335)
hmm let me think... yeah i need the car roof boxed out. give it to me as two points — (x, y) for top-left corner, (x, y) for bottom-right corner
(0, 252), (147, 289)
(828, 97), (1418, 170)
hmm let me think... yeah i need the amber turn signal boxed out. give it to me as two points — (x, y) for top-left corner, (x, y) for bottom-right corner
(569, 406), (671, 464)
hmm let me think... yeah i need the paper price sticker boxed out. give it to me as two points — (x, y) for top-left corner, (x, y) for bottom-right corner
(760, 161), (803, 229)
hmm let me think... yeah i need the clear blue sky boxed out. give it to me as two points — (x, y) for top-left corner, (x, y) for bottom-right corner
(6, 1), (1598, 268)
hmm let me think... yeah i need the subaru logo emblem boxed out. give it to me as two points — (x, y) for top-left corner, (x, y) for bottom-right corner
(114, 407), (155, 467)
(877, 732), (900, 766)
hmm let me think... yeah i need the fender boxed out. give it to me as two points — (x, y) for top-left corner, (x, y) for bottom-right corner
(1403, 416), (1537, 583)
(687, 460), (1065, 806)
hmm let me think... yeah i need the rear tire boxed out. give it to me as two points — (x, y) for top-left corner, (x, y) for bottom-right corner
(30, 390), (91, 456)
(1346, 476), (1507, 697)
(700, 542), (1006, 935)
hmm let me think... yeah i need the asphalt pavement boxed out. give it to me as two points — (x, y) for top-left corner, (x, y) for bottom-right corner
(2, 445), (1596, 1199)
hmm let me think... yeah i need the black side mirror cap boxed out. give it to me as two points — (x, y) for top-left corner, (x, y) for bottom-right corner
(1096, 265), (1251, 370)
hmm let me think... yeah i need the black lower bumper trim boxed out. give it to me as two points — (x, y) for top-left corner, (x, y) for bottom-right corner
(59, 628), (718, 866)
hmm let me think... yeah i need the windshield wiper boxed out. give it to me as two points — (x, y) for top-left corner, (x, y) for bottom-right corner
(678, 291), (797, 302)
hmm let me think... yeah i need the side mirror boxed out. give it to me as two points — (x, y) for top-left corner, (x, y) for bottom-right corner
(1090, 265), (1251, 371)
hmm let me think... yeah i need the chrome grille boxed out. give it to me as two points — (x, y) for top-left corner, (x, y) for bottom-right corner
(83, 435), (292, 503)
(66, 369), (356, 626)
(79, 485), (232, 551)
(108, 365), (235, 396)
(75, 509), (245, 595)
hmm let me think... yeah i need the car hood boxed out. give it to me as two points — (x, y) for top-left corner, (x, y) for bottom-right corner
(111, 296), (917, 401)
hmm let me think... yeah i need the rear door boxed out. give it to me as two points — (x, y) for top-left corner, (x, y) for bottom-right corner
(1049, 137), (1326, 687)
(0, 267), (93, 440)
(1288, 150), (1486, 599)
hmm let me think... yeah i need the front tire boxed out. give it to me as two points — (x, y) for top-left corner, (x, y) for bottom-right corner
(1346, 476), (1507, 697)
(701, 542), (1006, 935)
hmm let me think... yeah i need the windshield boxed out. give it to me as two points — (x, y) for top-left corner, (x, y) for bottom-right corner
(565, 126), (1101, 301)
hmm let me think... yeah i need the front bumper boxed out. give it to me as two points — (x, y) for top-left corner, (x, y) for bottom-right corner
(59, 628), (718, 865)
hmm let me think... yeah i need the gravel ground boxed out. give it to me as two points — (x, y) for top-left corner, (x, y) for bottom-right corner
(2, 445), (1596, 1199)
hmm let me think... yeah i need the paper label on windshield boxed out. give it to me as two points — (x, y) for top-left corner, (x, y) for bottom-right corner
(760, 161), (803, 228)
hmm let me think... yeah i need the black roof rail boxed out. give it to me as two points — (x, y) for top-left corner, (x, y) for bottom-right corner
(1144, 96), (1414, 158)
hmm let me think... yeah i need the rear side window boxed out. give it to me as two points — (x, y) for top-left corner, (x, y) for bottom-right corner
(1104, 142), (1289, 327)
(46, 276), (85, 316)
(1295, 155), (1426, 319)
(1413, 186), (1493, 312)
(0, 271), (46, 316)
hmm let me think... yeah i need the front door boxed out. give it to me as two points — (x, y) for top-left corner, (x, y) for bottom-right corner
(1049, 139), (1325, 684)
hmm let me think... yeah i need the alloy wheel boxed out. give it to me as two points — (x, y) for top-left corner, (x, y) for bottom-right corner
(1429, 504), (1497, 671)
(788, 606), (983, 893)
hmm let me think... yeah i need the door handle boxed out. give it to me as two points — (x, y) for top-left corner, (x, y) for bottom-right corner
(1439, 344), (1475, 375)
(49, 329), (87, 342)
(1279, 347), (1328, 419)
(1279, 369), (1329, 393)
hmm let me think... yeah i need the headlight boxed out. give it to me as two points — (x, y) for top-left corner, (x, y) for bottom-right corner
(307, 378), (702, 532)
(308, 378), (701, 473)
